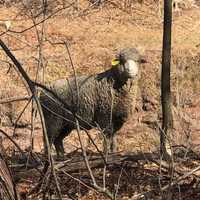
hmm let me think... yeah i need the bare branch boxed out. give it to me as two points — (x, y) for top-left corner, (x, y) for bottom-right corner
(4, 3), (75, 35)
(0, 96), (31, 104)
(0, 39), (63, 200)
(0, 129), (24, 155)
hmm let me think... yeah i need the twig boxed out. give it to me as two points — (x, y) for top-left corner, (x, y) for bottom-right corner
(57, 168), (95, 191)
(0, 39), (35, 93)
(114, 164), (124, 200)
(1, 3), (75, 35)
(13, 95), (33, 137)
(0, 39), (63, 200)
(75, 118), (97, 186)
(35, 96), (63, 200)
(64, 40), (114, 199)
(132, 164), (200, 200)
(64, 41), (80, 111)
(0, 129), (24, 155)
(0, 96), (31, 104)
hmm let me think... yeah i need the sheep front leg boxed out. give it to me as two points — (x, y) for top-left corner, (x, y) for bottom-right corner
(110, 134), (117, 152)
(54, 136), (65, 159)
(53, 127), (73, 159)
(103, 134), (117, 154)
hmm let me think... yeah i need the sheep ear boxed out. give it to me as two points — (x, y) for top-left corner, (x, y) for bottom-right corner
(111, 59), (120, 66)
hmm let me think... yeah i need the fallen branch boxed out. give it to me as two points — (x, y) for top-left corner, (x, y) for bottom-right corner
(56, 152), (157, 173)
(0, 96), (31, 104)
(10, 152), (158, 173)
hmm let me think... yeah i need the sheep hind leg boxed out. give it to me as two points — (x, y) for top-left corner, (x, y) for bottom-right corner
(43, 122), (55, 157)
(103, 134), (117, 154)
(54, 127), (72, 159)
(54, 135), (65, 159)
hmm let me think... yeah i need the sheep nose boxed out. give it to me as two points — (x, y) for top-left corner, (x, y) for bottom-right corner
(125, 60), (138, 77)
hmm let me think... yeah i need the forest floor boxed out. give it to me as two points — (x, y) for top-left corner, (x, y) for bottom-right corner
(0, 0), (200, 199)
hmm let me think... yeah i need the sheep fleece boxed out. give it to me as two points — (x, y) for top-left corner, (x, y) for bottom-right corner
(40, 74), (138, 140)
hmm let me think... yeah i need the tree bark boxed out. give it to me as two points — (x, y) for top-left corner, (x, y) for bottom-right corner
(0, 152), (18, 200)
(161, 0), (173, 159)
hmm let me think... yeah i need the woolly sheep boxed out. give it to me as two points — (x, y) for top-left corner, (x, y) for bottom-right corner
(39, 47), (145, 158)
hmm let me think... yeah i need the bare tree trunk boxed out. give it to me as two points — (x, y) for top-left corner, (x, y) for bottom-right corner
(161, 0), (173, 160)
(0, 152), (18, 200)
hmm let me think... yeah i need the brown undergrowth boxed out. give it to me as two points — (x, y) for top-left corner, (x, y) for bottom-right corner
(0, 0), (200, 199)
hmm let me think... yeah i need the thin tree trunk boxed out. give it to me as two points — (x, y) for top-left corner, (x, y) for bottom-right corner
(0, 152), (18, 200)
(161, 0), (173, 159)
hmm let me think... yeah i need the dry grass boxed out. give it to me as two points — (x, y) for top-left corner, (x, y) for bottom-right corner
(0, 0), (200, 199)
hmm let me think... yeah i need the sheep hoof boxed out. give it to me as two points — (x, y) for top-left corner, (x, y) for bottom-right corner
(56, 153), (65, 161)
(110, 146), (117, 153)
(110, 136), (117, 153)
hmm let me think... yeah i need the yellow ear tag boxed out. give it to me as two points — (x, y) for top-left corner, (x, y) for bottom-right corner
(111, 59), (120, 66)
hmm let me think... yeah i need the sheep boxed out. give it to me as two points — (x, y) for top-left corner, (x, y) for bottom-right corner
(39, 47), (145, 158)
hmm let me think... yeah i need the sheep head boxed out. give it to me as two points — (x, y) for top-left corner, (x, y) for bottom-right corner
(112, 47), (146, 81)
